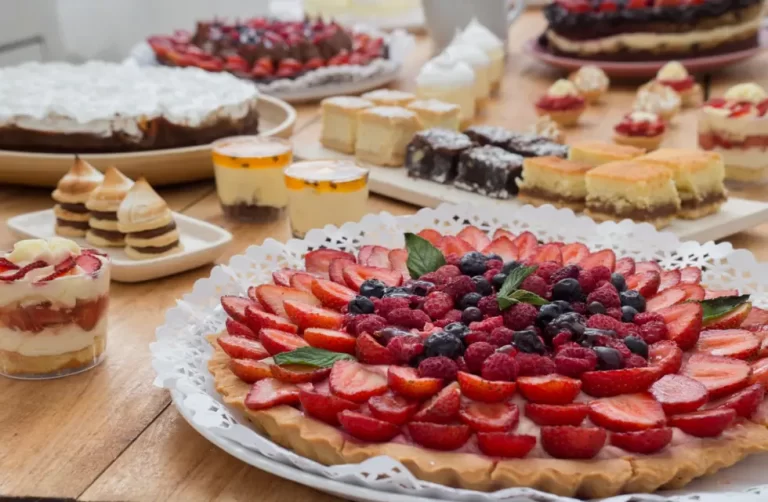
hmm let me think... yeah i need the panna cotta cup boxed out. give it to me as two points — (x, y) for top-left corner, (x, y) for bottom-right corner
(212, 136), (293, 222)
(284, 160), (369, 238)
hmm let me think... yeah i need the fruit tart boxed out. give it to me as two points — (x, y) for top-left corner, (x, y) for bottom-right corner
(651, 61), (703, 108)
(535, 80), (586, 127)
(207, 225), (768, 498)
(568, 65), (609, 104)
(634, 81), (681, 122)
(613, 111), (666, 151)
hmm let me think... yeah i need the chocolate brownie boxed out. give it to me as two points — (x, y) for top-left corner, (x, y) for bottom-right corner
(454, 146), (524, 199)
(405, 129), (474, 184)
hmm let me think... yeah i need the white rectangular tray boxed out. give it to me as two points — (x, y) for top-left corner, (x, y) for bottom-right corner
(6, 210), (232, 283)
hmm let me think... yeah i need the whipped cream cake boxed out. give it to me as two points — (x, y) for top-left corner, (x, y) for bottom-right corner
(354, 106), (422, 167)
(416, 54), (476, 126)
(652, 62), (703, 108)
(52, 157), (104, 238)
(320, 96), (374, 154)
(443, 41), (492, 106)
(117, 178), (182, 259)
(86, 167), (134, 248)
(361, 89), (415, 107)
(569, 141), (645, 166)
(518, 156), (595, 211)
(456, 18), (505, 92)
(0, 238), (109, 379)
(535, 80), (586, 127)
(407, 99), (461, 131)
(569, 65), (609, 104)
(614, 111), (667, 151)
(0, 61), (260, 153)
(405, 129), (474, 184)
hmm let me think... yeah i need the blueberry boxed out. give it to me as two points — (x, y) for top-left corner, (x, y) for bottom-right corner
(458, 292), (482, 310)
(359, 279), (386, 299)
(621, 305), (638, 322)
(620, 290), (646, 312)
(424, 331), (464, 358)
(587, 301), (606, 315)
(537, 303), (563, 327)
(492, 273), (508, 290)
(375, 327), (410, 345)
(546, 312), (586, 338)
(486, 253), (503, 262)
(459, 251), (488, 276)
(624, 335), (649, 358)
(502, 261), (521, 274)
(348, 295), (375, 314)
(513, 329), (546, 354)
(383, 287), (411, 299)
(472, 276), (493, 296)
(404, 280), (434, 297)
(552, 300), (573, 313)
(552, 278), (583, 302)
(444, 322), (470, 340)
(579, 328), (616, 347)
(594, 346), (624, 370)
(610, 273), (627, 292)
(461, 306), (484, 324)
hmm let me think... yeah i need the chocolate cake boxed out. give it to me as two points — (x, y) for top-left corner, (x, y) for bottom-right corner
(464, 126), (568, 158)
(454, 145), (524, 199)
(405, 129), (474, 184)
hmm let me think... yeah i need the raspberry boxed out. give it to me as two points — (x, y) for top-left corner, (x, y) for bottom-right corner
(550, 265), (581, 284)
(605, 308), (622, 320)
(496, 344), (518, 357)
(586, 314), (622, 332)
(489, 326), (515, 347)
(444, 253), (461, 266)
(571, 302), (587, 315)
(345, 314), (387, 336)
(554, 346), (598, 377)
(374, 297), (411, 318)
(552, 331), (572, 349)
(503, 302), (538, 331)
(618, 322), (641, 337)
(577, 269), (598, 294)
(520, 275), (548, 297)
(387, 308), (430, 330)
(515, 353), (556, 376)
(469, 315), (505, 333)
(423, 291), (454, 320)
(591, 266), (612, 283)
(477, 295), (501, 317)
(444, 309), (463, 323)
(481, 353), (518, 381)
(436, 264), (461, 278)
(465, 330), (490, 345)
(624, 354), (648, 368)
(536, 261), (561, 283)
(483, 268), (502, 283)
(486, 259), (503, 270)
(640, 321), (668, 344)
(456, 356), (470, 373)
(555, 341), (582, 354)
(599, 338), (631, 360)
(387, 335), (424, 363)
(420, 271), (448, 285)
(440, 275), (477, 301)
(595, 280), (611, 290)
(418, 356), (459, 381)
(634, 312), (664, 326)
(587, 284), (621, 309)
(464, 341), (496, 373)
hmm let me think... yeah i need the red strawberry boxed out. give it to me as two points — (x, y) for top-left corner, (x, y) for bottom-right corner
(75, 253), (102, 273)
(407, 422), (471, 450)
(695, 329), (759, 359)
(649, 374), (709, 415)
(658, 269), (681, 291)
(588, 393), (666, 432)
(244, 378), (301, 410)
(516, 374), (581, 404)
(329, 258), (355, 285)
(417, 229), (443, 245)
(338, 410), (400, 442)
(218, 335), (270, 360)
(303, 328), (356, 354)
(330, 360), (388, 403)
(303, 57), (326, 70)
(711, 383), (764, 418)
(513, 232), (538, 260)
(35, 256), (76, 282)
(0, 257), (19, 271)
(481, 237), (519, 261)
(626, 271), (661, 298)
(561, 242), (589, 266)
(680, 284), (705, 301)
(610, 428), (673, 454)
(647, 287), (687, 311)
(226, 318), (258, 339)
(556, 0), (592, 12)
(658, 302), (703, 350)
(705, 289), (740, 299)
(284, 300), (343, 330)
(636, 261), (662, 275)
(356, 332), (396, 364)
(667, 408), (736, 437)
(750, 358), (768, 388)
(304, 248), (356, 278)
(477, 432), (536, 457)
(457, 226), (491, 250)
(270, 363), (331, 383)
(388, 249), (409, 280)
(289, 272), (317, 293)
(413, 382), (461, 423)
(255, 285), (321, 317)
(388, 366), (443, 400)
(648, 340), (683, 375)
(524, 403), (589, 426)
(299, 390), (358, 425)
(221, 295), (259, 323)
(369, 394), (419, 425)
(310, 279), (356, 311)
(579, 249), (616, 272)
(493, 228), (516, 240)
(744, 307), (768, 330)
(258, 328), (309, 355)
(540, 426), (607, 459)
(273, 267), (297, 286)
(703, 303), (752, 330)
(615, 257), (636, 277)
(679, 266), (702, 284)
(245, 306), (299, 334)
(457, 371), (517, 403)
(458, 401), (520, 432)
(581, 366), (661, 397)
(682, 354), (751, 399)
(358, 245), (391, 268)
(343, 264), (402, 289)
(436, 236), (475, 256)
(230, 357), (274, 383)
(531, 243), (563, 265)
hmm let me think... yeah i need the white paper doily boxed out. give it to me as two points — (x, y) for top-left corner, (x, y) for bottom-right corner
(152, 203), (768, 502)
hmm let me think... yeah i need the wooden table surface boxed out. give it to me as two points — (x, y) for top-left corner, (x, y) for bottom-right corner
(2, 10), (768, 502)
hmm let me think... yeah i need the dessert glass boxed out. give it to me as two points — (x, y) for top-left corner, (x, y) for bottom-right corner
(0, 238), (110, 379)
(212, 136), (293, 222)
(284, 160), (369, 238)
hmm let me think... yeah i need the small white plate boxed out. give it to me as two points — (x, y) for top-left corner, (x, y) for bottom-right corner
(6, 210), (232, 283)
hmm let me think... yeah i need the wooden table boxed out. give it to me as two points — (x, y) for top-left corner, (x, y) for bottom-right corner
(2, 10), (768, 501)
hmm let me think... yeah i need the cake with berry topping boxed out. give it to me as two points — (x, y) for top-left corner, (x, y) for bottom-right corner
(52, 157), (104, 238)
(569, 141), (645, 166)
(649, 61), (703, 108)
(535, 80), (586, 127)
(405, 129), (474, 183)
(518, 156), (595, 210)
(206, 224), (768, 498)
(320, 96), (374, 154)
(454, 146), (524, 199)
(614, 111), (666, 151)
(354, 106), (422, 166)
(0, 238), (109, 379)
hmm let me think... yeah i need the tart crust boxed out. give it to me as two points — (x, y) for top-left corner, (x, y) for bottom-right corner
(613, 132), (664, 151)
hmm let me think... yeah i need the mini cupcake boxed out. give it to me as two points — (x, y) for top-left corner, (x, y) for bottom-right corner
(535, 79), (586, 127)
(569, 65), (609, 104)
(613, 111), (666, 151)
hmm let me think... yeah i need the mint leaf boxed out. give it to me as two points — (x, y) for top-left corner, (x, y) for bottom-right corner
(273, 347), (354, 368)
(498, 296), (517, 310)
(497, 265), (539, 311)
(510, 289), (549, 306)
(699, 294), (751, 322)
(405, 232), (446, 279)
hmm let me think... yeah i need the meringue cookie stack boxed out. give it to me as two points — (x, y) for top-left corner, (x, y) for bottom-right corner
(51, 157), (104, 237)
(85, 167), (134, 247)
(117, 177), (182, 259)
(415, 53), (476, 126)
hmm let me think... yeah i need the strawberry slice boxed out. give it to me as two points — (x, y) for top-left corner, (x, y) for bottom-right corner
(230, 357), (274, 383)
(284, 300), (343, 330)
(711, 383), (765, 418)
(481, 237), (519, 261)
(254, 285), (321, 317)
(270, 363), (331, 383)
(649, 374), (709, 415)
(658, 269), (681, 291)
(218, 335), (270, 360)
(703, 303), (752, 330)
(258, 328), (309, 355)
(303, 328), (356, 354)
(540, 426), (607, 459)
(667, 408), (736, 437)
(750, 358), (768, 388)
(609, 428), (673, 454)
(75, 253), (102, 274)
(310, 278), (356, 311)
(417, 228), (443, 245)
(299, 390), (358, 425)
(289, 272), (317, 293)
(226, 318), (258, 339)
(369, 394), (419, 425)
(658, 302), (703, 350)
(0, 257), (19, 271)
(615, 257), (636, 277)
(695, 329), (759, 359)
(579, 249), (616, 272)
(682, 354), (751, 399)
(705, 289), (740, 299)
(513, 232), (538, 260)
(436, 236), (475, 256)
(457, 226), (491, 250)
(458, 401), (520, 432)
(221, 295), (258, 324)
(245, 305), (299, 334)
(407, 422), (471, 450)
(626, 271), (661, 298)
(457, 371), (517, 403)
(413, 382), (461, 423)
(516, 374), (581, 404)
(356, 332), (396, 364)
(477, 432), (536, 457)
(493, 228), (516, 240)
(329, 258), (355, 285)
(329, 360), (388, 402)
(358, 245), (391, 268)
(679, 284), (705, 301)
(561, 242), (590, 266)
(524, 403), (589, 426)
(304, 248), (356, 278)
(635, 261), (662, 275)
(35, 256), (76, 282)
(588, 392), (666, 432)
(744, 307), (768, 330)
(343, 264), (402, 289)
(272, 268), (298, 287)
(388, 366), (443, 400)
(531, 243), (563, 265)
(647, 287), (687, 311)
(581, 366), (662, 397)
(338, 410), (400, 442)
(679, 266), (702, 284)
(388, 249), (409, 280)
(244, 378), (301, 410)
(649, 340), (683, 375)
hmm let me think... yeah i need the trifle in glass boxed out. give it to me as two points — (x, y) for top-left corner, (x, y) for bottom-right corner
(0, 237), (110, 379)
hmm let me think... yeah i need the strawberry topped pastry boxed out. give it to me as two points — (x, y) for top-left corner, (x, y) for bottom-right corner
(0, 238), (109, 379)
(613, 111), (666, 151)
(535, 80), (586, 127)
(650, 61), (703, 108)
(207, 226), (768, 498)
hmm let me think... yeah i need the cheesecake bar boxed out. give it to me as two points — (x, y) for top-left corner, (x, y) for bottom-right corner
(454, 146), (524, 199)
(569, 141), (645, 166)
(405, 129), (474, 183)
(517, 156), (595, 211)
(354, 106), (422, 167)
(638, 148), (727, 219)
(407, 99), (461, 131)
(320, 96), (374, 154)
(361, 89), (416, 107)
(585, 161), (681, 229)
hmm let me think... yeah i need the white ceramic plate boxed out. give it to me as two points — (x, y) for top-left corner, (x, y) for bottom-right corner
(7, 210), (232, 283)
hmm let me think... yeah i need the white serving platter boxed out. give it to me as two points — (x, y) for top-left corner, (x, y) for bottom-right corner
(7, 210), (232, 283)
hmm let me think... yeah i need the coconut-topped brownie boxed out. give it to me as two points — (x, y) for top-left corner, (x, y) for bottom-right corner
(405, 129), (474, 184)
(454, 145), (524, 199)
(569, 141), (645, 167)
(517, 156), (595, 211)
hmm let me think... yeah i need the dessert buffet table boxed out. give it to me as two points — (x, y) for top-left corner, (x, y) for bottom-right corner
(3, 11), (768, 501)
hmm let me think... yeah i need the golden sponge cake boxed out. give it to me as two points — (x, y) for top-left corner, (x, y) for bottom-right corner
(569, 141), (645, 167)
(361, 89), (415, 107)
(407, 99), (461, 131)
(517, 156), (595, 211)
(355, 106), (422, 167)
(320, 96), (374, 154)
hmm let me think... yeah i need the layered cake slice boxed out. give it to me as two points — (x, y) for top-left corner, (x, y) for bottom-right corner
(361, 89), (415, 107)
(454, 145), (523, 199)
(638, 148), (727, 219)
(517, 156), (594, 211)
(354, 106), (422, 166)
(569, 141), (645, 166)
(320, 96), (374, 154)
(407, 99), (461, 131)
(52, 157), (104, 238)
(85, 167), (134, 247)
(405, 129), (474, 183)
(117, 178), (182, 259)
(585, 161), (681, 229)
